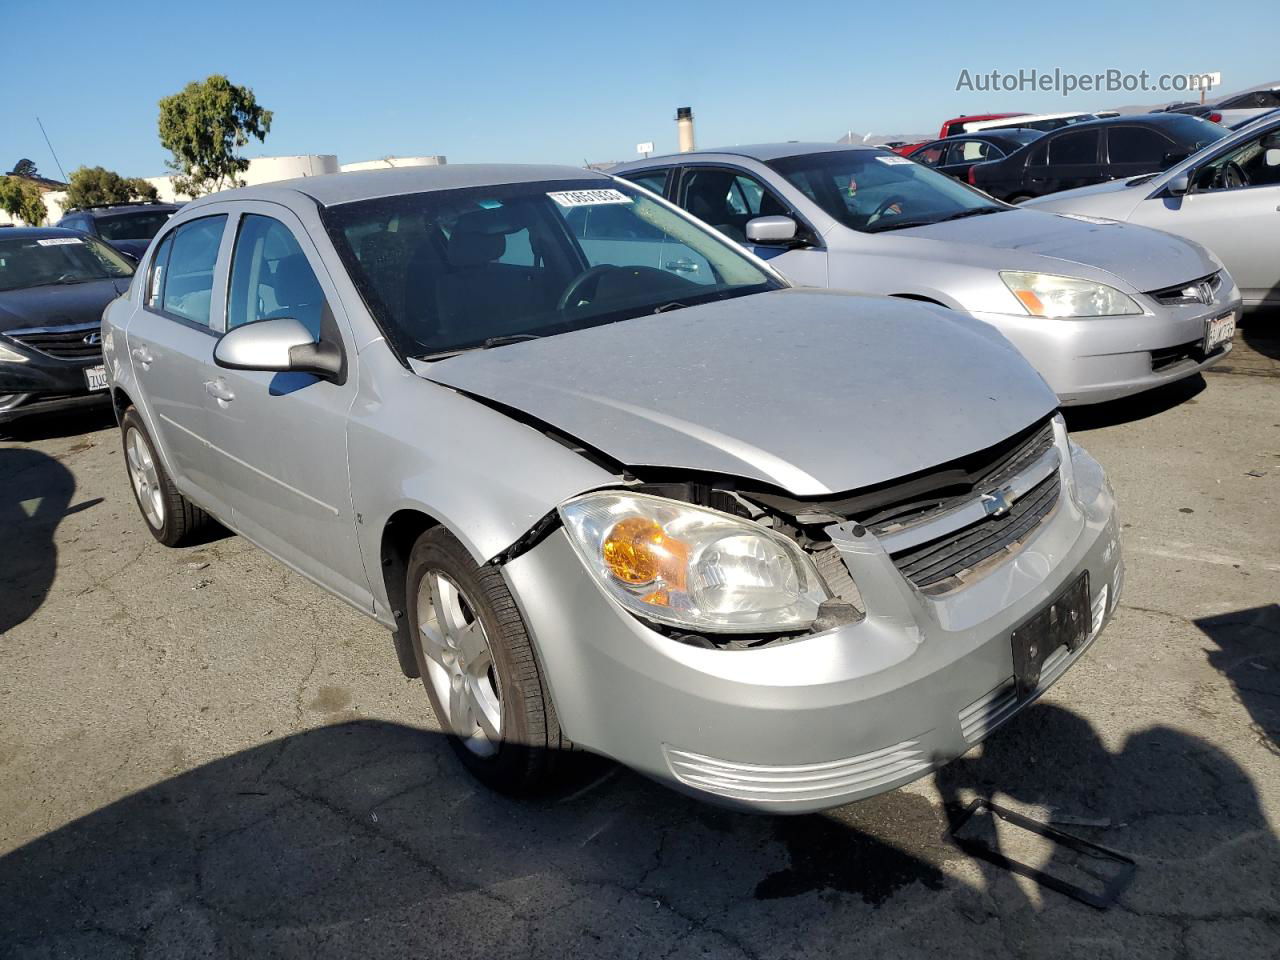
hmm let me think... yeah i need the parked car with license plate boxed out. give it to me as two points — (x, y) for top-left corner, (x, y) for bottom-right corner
(968, 114), (1230, 202)
(0, 227), (131, 424)
(1023, 112), (1280, 309)
(103, 165), (1122, 813)
(615, 143), (1241, 406)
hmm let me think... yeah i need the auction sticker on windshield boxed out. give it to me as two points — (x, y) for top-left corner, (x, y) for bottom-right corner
(548, 189), (633, 207)
(36, 237), (83, 246)
(875, 155), (914, 165)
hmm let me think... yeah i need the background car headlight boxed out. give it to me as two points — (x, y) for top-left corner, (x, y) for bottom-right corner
(559, 491), (828, 634)
(1000, 271), (1142, 318)
(0, 340), (29, 363)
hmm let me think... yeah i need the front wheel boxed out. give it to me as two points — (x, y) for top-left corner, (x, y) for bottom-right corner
(120, 407), (213, 547)
(406, 527), (569, 794)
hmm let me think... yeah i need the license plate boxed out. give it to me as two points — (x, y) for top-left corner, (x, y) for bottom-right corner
(1204, 311), (1235, 353)
(1011, 573), (1089, 697)
(84, 364), (109, 392)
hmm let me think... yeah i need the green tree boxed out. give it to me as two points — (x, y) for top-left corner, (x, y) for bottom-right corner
(10, 158), (38, 178)
(63, 166), (159, 210)
(0, 176), (48, 225)
(157, 75), (272, 197)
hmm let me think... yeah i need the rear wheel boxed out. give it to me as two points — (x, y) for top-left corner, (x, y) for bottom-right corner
(120, 407), (213, 547)
(406, 526), (568, 793)
(1007, 193), (1035, 204)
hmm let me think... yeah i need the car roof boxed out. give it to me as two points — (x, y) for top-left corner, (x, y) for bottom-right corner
(616, 142), (876, 169)
(181, 164), (607, 211)
(935, 128), (1041, 142)
(0, 226), (86, 240)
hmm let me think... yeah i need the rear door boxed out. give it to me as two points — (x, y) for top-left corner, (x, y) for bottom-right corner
(201, 202), (371, 604)
(1041, 129), (1103, 194)
(125, 214), (230, 509)
(1104, 125), (1176, 180)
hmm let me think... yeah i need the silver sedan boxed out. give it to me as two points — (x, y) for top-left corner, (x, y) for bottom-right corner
(104, 165), (1121, 813)
(614, 143), (1242, 405)
(1024, 113), (1280, 310)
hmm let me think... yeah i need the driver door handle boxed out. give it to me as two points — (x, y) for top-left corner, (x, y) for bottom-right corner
(204, 378), (235, 403)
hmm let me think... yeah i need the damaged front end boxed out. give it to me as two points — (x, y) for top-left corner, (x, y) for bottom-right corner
(492, 412), (1070, 652)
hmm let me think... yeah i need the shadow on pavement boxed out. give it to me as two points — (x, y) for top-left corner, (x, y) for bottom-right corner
(0, 447), (86, 634)
(1239, 306), (1280, 362)
(1195, 605), (1280, 756)
(0, 404), (115, 443)
(1063, 374), (1205, 433)
(2, 703), (1276, 957)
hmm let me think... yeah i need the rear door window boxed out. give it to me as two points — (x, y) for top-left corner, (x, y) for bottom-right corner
(157, 216), (227, 328)
(1107, 127), (1171, 164)
(1048, 130), (1100, 165)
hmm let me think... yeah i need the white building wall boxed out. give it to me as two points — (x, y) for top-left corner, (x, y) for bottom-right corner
(340, 155), (446, 172)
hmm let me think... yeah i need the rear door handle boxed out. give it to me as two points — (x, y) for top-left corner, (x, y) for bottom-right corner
(131, 345), (154, 368)
(204, 378), (235, 403)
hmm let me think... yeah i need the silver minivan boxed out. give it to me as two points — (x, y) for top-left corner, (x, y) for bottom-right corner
(614, 143), (1240, 405)
(104, 165), (1121, 813)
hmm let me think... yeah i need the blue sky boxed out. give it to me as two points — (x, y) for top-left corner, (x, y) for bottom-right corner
(6, 0), (1274, 179)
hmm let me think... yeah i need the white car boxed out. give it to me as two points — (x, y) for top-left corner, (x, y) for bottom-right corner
(1025, 113), (1280, 308)
(965, 112), (1101, 134)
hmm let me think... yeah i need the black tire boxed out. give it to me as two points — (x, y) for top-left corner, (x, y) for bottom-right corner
(406, 526), (568, 794)
(119, 407), (213, 547)
(1007, 193), (1035, 204)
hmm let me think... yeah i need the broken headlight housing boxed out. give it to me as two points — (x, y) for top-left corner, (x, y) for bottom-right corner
(559, 491), (827, 634)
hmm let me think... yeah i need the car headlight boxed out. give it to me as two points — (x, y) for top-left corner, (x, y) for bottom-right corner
(0, 340), (29, 363)
(559, 491), (828, 634)
(1000, 271), (1142, 318)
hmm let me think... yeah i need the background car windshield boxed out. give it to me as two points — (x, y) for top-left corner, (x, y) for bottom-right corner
(768, 150), (1004, 233)
(95, 210), (173, 241)
(322, 179), (778, 359)
(1161, 115), (1232, 150)
(0, 235), (133, 292)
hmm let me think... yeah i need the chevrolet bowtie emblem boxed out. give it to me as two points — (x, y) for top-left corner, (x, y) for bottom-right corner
(981, 488), (1015, 517)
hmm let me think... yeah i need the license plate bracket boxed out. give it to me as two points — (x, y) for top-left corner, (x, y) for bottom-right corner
(1011, 572), (1089, 697)
(84, 364), (108, 392)
(1204, 311), (1235, 354)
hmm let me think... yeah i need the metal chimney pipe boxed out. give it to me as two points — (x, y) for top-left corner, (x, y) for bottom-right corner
(676, 106), (695, 153)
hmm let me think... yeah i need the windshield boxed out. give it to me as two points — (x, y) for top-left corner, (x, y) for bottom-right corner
(1160, 115), (1231, 150)
(768, 150), (1005, 233)
(321, 178), (780, 359)
(0, 235), (133, 292)
(95, 210), (173, 241)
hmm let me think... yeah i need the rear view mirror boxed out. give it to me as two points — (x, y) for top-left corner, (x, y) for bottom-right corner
(745, 215), (798, 246)
(1166, 172), (1191, 196)
(214, 317), (343, 381)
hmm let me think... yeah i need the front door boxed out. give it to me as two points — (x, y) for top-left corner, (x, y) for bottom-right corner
(126, 214), (229, 508)
(675, 166), (828, 286)
(201, 203), (371, 605)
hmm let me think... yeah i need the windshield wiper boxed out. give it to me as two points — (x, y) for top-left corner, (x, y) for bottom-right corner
(653, 301), (689, 314)
(935, 207), (1004, 223)
(417, 333), (542, 362)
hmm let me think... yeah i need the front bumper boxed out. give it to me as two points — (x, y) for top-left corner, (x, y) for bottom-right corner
(972, 284), (1241, 405)
(0, 336), (107, 424)
(503, 436), (1122, 814)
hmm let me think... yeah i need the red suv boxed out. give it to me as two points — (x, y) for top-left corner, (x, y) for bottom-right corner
(893, 113), (1029, 155)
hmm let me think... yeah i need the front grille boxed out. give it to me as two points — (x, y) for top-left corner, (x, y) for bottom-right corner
(888, 470), (1061, 591)
(8, 325), (103, 360)
(1148, 271), (1222, 307)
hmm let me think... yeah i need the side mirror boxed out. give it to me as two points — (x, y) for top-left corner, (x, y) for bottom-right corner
(214, 317), (343, 381)
(1166, 171), (1191, 196)
(745, 215), (798, 246)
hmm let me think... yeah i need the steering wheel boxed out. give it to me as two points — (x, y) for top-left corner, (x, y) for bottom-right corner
(557, 264), (618, 312)
(1213, 160), (1248, 190)
(867, 194), (910, 225)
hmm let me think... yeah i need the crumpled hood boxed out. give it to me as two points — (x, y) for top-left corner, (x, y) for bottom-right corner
(0, 278), (129, 333)
(415, 289), (1057, 497)
(894, 207), (1218, 290)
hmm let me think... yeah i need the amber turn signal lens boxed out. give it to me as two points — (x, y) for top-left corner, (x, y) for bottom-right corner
(1013, 288), (1045, 315)
(602, 517), (688, 590)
